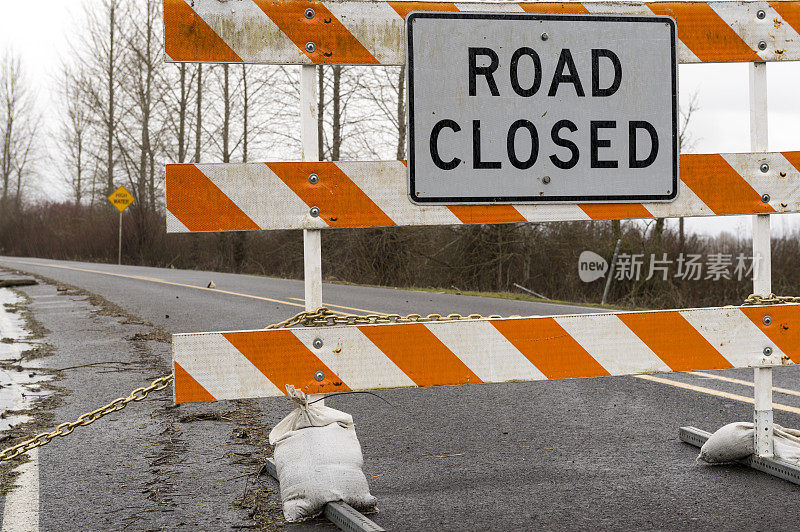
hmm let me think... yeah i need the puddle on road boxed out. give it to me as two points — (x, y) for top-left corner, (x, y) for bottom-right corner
(0, 288), (52, 432)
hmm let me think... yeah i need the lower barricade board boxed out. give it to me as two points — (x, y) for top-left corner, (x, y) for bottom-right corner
(173, 304), (799, 403)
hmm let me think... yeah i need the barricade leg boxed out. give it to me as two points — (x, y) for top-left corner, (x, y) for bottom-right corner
(750, 61), (773, 456)
(301, 64), (324, 407)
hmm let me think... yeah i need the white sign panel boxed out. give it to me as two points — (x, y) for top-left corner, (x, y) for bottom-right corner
(407, 13), (678, 204)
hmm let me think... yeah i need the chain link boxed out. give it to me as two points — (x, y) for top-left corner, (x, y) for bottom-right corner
(266, 307), (504, 328)
(742, 293), (800, 306)
(0, 374), (174, 462)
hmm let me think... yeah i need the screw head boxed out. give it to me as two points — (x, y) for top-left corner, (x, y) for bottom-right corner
(305, 7), (315, 19)
(763, 316), (773, 326)
(760, 163), (769, 173)
(305, 42), (316, 53)
(761, 194), (771, 203)
(541, 32), (549, 41)
(758, 40), (767, 51)
(763, 346), (774, 356)
(757, 9), (766, 19)
(542, 176), (551, 184)
(308, 173), (319, 184)
(314, 370), (325, 382)
(310, 206), (320, 217)
(312, 338), (323, 349)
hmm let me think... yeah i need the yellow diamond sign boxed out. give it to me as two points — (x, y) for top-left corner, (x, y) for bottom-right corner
(108, 186), (135, 213)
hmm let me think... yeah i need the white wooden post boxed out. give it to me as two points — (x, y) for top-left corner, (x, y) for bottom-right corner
(301, 64), (322, 312)
(749, 61), (773, 457)
(301, 64), (324, 405)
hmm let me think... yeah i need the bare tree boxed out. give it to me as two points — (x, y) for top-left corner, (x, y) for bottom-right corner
(206, 64), (240, 163)
(80, 0), (124, 198)
(116, 0), (166, 211)
(677, 92), (700, 248)
(650, 92), (701, 248)
(58, 64), (91, 205)
(239, 64), (282, 163)
(164, 62), (197, 164)
(0, 49), (39, 213)
(396, 64), (406, 160)
(195, 65), (203, 163)
(353, 66), (407, 160)
(317, 65), (324, 161)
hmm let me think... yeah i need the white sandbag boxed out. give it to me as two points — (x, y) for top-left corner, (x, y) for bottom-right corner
(698, 422), (800, 464)
(269, 386), (377, 522)
(774, 426), (800, 464)
(698, 422), (754, 463)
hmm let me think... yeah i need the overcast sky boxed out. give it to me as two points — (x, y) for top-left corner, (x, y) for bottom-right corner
(2, 0), (799, 238)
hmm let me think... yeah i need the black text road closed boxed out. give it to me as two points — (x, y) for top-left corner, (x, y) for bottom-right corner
(407, 13), (678, 204)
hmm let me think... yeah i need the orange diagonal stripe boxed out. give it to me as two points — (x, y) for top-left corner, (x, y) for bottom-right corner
(388, 1), (459, 18)
(359, 323), (482, 387)
(771, 2), (800, 37)
(783, 151), (800, 173)
(447, 205), (527, 224)
(166, 164), (260, 231)
(492, 318), (610, 379)
(647, 2), (760, 62)
(618, 312), (733, 372)
(253, 0), (378, 64)
(740, 305), (800, 364)
(223, 330), (351, 394)
(174, 361), (216, 403)
(267, 162), (396, 228)
(519, 2), (590, 13)
(578, 203), (652, 220)
(163, 0), (242, 63)
(680, 154), (775, 215)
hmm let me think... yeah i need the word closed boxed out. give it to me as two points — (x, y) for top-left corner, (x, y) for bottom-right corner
(407, 13), (678, 204)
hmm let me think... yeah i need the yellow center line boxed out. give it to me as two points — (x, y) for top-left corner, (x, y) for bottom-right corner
(287, 297), (389, 316)
(635, 374), (800, 415)
(2, 259), (357, 316)
(689, 371), (800, 398)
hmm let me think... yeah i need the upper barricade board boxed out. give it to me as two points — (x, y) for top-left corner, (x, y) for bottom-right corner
(164, 0), (800, 65)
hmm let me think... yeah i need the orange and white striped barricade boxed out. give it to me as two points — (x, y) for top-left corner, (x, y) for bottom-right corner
(173, 305), (799, 402)
(164, 0), (800, 65)
(165, 154), (800, 232)
(163, 0), (800, 495)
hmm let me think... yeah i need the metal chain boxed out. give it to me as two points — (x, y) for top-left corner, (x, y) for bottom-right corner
(0, 374), (174, 461)
(1, 307), (501, 462)
(742, 294), (800, 306)
(266, 307), (504, 328)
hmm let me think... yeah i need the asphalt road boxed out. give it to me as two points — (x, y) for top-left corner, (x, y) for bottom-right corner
(1, 256), (799, 531)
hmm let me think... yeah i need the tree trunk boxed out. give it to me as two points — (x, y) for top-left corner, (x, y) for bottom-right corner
(653, 218), (665, 248)
(317, 65), (324, 161)
(222, 64), (230, 162)
(106, 1), (116, 197)
(331, 66), (342, 161)
(396, 64), (406, 160)
(242, 65), (248, 163)
(177, 63), (187, 163)
(194, 65), (202, 163)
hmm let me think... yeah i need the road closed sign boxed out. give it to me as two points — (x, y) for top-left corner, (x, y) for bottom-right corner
(406, 13), (678, 204)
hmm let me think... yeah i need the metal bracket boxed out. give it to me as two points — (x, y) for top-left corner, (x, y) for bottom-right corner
(266, 458), (385, 532)
(679, 426), (800, 485)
